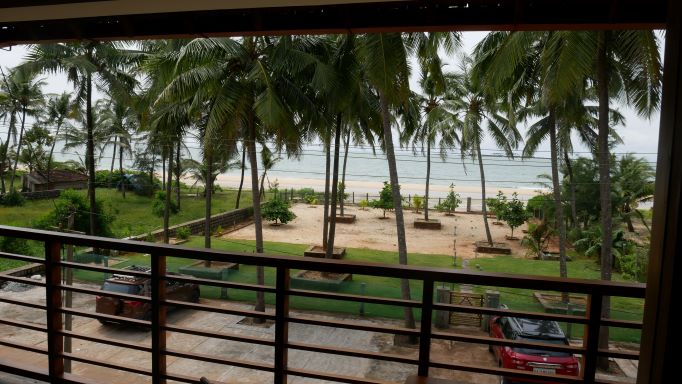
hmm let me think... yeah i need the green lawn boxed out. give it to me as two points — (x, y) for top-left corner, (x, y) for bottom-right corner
(1, 187), (257, 238)
(69, 236), (643, 343)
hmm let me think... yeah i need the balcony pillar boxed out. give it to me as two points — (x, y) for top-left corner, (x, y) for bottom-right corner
(44, 240), (64, 380)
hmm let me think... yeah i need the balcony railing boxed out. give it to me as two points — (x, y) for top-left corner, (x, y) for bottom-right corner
(0, 225), (645, 384)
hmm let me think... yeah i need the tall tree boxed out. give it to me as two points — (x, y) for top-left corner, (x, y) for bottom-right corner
(96, 94), (136, 197)
(26, 42), (137, 235)
(44, 92), (74, 188)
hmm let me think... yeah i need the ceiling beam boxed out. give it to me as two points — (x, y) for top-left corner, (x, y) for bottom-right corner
(0, 0), (667, 47)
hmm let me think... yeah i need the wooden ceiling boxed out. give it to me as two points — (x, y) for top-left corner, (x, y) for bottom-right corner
(0, 0), (667, 47)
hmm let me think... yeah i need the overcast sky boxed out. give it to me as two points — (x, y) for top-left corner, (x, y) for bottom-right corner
(0, 32), (662, 161)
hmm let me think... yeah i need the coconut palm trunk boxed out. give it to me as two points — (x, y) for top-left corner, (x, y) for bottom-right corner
(596, 30), (613, 370)
(46, 122), (62, 189)
(1, 119), (14, 194)
(163, 145), (173, 244)
(326, 114), (342, 259)
(109, 137), (117, 186)
(564, 151), (578, 228)
(85, 72), (97, 236)
(8, 108), (26, 192)
(476, 143), (494, 245)
(235, 142), (246, 209)
(119, 145), (126, 198)
(176, 141), (181, 209)
(379, 91), (416, 332)
(322, 136), (331, 249)
(424, 136), (431, 222)
(340, 129), (350, 216)
(248, 114), (265, 317)
(204, 152), (213, 266)
(548, 111), (569, 304)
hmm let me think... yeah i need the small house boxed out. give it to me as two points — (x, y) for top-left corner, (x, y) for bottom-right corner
(22, 170), (88, 192)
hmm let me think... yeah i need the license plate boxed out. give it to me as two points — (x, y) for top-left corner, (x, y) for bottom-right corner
(533, 368), (556, 375)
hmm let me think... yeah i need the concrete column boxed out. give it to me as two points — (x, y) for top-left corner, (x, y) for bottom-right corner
(483, 290), (500, 332)
(435, 287), (451, 329)
(466, 197), (472, 212)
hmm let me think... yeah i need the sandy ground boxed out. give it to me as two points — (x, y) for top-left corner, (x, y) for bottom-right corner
(223, 203), (528, 258)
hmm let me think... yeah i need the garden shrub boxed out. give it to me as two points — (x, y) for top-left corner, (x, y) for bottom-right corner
(370, 182), (395, 218)
(175, 226), (191, 240)
(34, 189), (114, 237)
(412, 194), (423, 213)
(152, 191), (179, 217)
(0, 189), (25, 207)
(0, 236), (32, 256)
(261, 198), (296, 224)
(434, 184), (461, 214)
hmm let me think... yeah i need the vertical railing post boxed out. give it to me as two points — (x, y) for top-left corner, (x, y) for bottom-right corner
(45, 240), (64, 380)
(418, 279), (434, 377)
(274, 267), (290, 384)
(151, 252), (167, 384)
(582, 293), (603, 384)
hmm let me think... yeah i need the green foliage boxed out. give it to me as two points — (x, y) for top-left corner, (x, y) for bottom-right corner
(412, 194), (423, 213)
(358, 199), (369, 210)
(0, 236), (32, 256)
(487, 190), (508, 219)
(19, 125), (53, 172)
(305, 194), (318, 205)
(526, 194), (552, 219)
(435, 184), (462, 214)
(337, 182), (349, 204)
(261, 198), (297, 224)
(574, 226), (635, 262)
(521, 222), (553, 259)
(35, 189), (114, 236)
(298, 188), (315, 199)
(95, 170), (125, 188)
(0, 189), (25, 207)
(370, 182), (395, 218)
(145, 232), (156, 242)
(152, 191), (179, 217)
(175, 226), (191, 240)
(616, 246), (648, 282)
(497, 192), (530, 237)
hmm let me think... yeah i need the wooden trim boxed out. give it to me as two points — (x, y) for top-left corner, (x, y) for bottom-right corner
(274, 267), (290, 384)
(163, 324), (275, 346)
(582, 294), (604, 383)
(164, 348), (275, 372)
(0, 251), (45, 263)
(58, 306), (150, 326)
(163, 274), (276, 293)
(0, 273), (47, 286)
(0, 296), (47, 309)
(285, 367), (393, 384)
(58, 330), (152, 353)
(45, 240), (64, 380)
(0, 339), (48, 354)
(288, 287), (421, 307)
(59, 260), (150, 277)
(432, 302), (590, 324)
(287, 341), (418, 365)
(57, 284), (152, 303)
(418, 279), (434, 376)
(62, 352), (152, 376)
(163, 299), (276, 319)
(287, 315), (421, 336)
(0, 317), (47, 332)
(431, 331), (585, 354)
(151, 252), (167, 384)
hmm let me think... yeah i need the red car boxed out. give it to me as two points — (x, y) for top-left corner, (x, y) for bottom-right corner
(489, 309), (580, 383)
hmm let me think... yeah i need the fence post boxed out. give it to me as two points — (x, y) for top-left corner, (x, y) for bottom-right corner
(418, 279), (435, 377)
(435, 287), (451, 329)
(366, 192), (369, 202)
(151, 252), (167, 384)
(274, 267), (290, 384)
(45, 240), (64, 381)
(467, 197), (472, 212)
(352, 191), (355, 204)
(582, 294), (603, 384)
(483, 291), (500, 332)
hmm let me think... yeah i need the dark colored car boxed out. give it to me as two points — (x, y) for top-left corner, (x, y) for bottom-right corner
(489, 307), (580, 383)
(95, 265), (200, 323)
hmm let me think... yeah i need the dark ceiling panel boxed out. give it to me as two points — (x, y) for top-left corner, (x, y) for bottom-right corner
(0, 0), (667, 47)
(1, 0), (98, 8)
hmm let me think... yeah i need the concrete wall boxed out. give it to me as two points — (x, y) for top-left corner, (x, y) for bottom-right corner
(20, 189), (62, 200)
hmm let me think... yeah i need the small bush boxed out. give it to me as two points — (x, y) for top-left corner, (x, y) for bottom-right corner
(261, 198), (297, 224)
(152, 191), (179, 217)
(305, 194), (317, 205)
(145, 232), (156, 242)
(0, 236), (32, 256)
(358, 199), (369, 211)
(34, 189), (114, 237)
(434, 184), (461, 214)
(412, 194), (423, 213)
(0, 189), (25, 207)
(298, 188), (315, 199)
(175, 226), (191, 240)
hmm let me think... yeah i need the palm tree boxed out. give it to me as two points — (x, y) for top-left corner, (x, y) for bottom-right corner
(96, 94), (136, 197)
(234, 141), (247, 209)
(612, 154), (655, 233)
(0, 66), (45, 193)
(25, 42), (137, 236)
(44, 92), (75, 188)
(259, 145), (281, 199)
(448, 56), (521, 246)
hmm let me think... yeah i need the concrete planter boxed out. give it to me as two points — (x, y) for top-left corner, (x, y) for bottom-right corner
(335, 214), (356, 224)
(413, 218), (442, 230)
(179, 260), (239, 280)
(290, 270), (352, 291)
(475, 241), (511, 255)
(304, 245), (346, 259)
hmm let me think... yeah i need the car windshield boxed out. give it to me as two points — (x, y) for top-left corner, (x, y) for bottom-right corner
(102, 281), (141, 295)
(513, 336), (572, 357)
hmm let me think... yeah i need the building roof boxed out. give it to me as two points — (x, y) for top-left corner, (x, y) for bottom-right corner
(24, 170), (88, 185)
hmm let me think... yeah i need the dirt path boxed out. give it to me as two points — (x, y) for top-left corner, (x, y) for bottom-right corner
(223, 203), (528, 258)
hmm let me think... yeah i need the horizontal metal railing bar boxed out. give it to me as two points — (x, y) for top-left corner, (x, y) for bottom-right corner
(287, 341), (418, 365)
(57, 306), (151, 327)
(162, 274), (277, 293)
(0, 339), (47, 355)
(0, 296), (46, 310)
(600, 318), (643, 329)
(57, 284), (152, 303)
(0, 273), (46, 287)
(164, 348), (275, 372)
(431, 331), (586, 354)
(58, 261), (151, 277)
(287, 288), (422, 307)
(598, 348), (640, 360)
(0, 226), (646, 298)
(58, 330), (153, 353)
(286, 367), (394, 384)
(163, 324), (275, 346)
(62, 352), (152, 376)
(164, 299), (276, 320)
(287, 315), (420, 337)
(162, 373), (201, 384)
(0, 317), (46, 332)
(0, 357), (50, 383)
(432, 303), (589, 324)
(429, 359), (582, 384)
(0, 251), (44, 263)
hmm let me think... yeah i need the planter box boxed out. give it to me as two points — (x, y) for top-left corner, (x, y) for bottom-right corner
(414, 218), (442, 230)
(535, 253), (572, 262)
(290, 270), (352, 291)
(335, 214), (356, 224)
(534, 292), (586, 316)
(179, 260), (239, 280)
(475, 241), (511, 255)
(304, 245), (346, 259)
